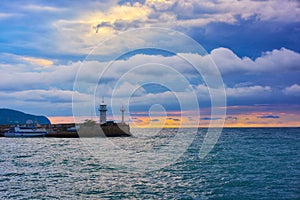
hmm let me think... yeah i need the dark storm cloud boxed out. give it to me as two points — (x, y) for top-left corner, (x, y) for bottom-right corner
(189, 19), (300, 58)
(167, 118), (180, 121)
(201, 117), (221, 121)
(257, 115), (280, 119)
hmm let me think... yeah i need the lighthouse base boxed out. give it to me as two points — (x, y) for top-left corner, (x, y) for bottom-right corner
(101, 122), (131, 137)
(77, 122), (131, 137)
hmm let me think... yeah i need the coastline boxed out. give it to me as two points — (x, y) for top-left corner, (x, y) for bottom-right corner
(0, 123), (131, 138)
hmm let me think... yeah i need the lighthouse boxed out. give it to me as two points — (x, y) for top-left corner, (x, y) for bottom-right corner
(120, 105), (125, 124)
(98, 100), (107, 124)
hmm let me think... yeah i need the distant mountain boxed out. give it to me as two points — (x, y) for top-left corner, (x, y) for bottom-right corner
(0, 108), (51, 125)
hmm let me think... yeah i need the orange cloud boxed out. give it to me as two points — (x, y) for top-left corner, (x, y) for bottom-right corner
(3, 53), (54, 67)
(21, 56), (53, 67)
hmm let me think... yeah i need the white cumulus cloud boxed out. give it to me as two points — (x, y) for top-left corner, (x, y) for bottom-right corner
(226, 85), (271, 98)
(210, 47), (300, 74)
(283, 84), (300, 96)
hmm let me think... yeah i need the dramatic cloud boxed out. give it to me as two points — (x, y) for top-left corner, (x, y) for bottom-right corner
(133, 0), (300, 28)
(94, 3), (151, 32)
(257, 115), (280, 119)
(1, 46), (299, 116)
(167, 118), (180, 122)
(226, 86), (271, 98)
(0, 0), (299, 126)
(0, 0), (298, 58)
(283, 84), (300, 96)
(4, 0), (295, 56)
(226, 116), (238, 121)
(0, 89), (92, 115)
(0, 60), (79, 91)
(0, 53), (54, 68)
(201, 117), (221, 121)
(210, 47), (300, 74)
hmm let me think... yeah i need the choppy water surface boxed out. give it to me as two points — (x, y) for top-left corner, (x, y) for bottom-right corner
(0, 128), (299, 199)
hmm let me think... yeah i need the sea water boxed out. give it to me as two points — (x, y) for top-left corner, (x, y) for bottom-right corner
(0, 128), (299, 199)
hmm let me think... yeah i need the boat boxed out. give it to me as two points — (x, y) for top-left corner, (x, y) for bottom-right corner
(67, 125), (80, 132)
(4, 126), (47, 137)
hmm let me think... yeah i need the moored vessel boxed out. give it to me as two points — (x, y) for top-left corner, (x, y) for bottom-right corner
(4, 126), (47, 137)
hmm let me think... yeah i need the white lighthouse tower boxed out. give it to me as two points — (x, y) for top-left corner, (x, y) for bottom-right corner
(120, 105), (125, 124)
(98, 100), (107, 124)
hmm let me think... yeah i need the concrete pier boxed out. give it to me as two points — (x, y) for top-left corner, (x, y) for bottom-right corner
(0, 123), (131, 138)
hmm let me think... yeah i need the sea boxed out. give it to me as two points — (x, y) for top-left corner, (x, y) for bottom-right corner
(0, 128), (299, 199)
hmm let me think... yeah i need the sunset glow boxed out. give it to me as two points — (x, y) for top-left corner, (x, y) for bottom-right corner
(1, 0), (299, 127)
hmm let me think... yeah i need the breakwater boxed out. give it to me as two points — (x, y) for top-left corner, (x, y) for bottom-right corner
(0, 123), (131, 137)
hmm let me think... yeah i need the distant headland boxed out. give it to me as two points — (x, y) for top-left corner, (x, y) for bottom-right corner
(0, 108), (50, 125)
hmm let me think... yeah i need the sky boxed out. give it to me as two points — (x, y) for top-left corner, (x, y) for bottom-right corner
(0, 0), (299, 127)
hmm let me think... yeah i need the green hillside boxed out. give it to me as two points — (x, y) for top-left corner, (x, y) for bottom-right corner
(0, 108), (51, 125)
